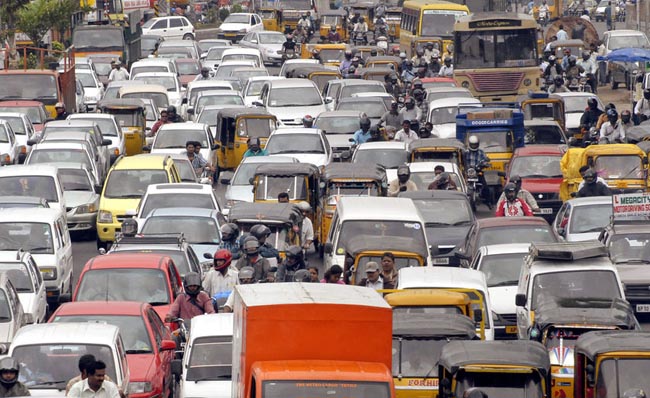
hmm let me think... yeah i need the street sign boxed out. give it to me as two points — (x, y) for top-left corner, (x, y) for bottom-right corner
(612, 193), (650, 218)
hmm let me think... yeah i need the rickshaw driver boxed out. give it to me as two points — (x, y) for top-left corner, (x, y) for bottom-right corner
(185, 141), (212, 176)
(388, 165), (418, 196)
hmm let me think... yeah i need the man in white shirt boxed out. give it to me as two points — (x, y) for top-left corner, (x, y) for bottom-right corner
(634, 89), (650, 122)
(107, 61), (129, 82)
(202, 249), (239, 297)
(358, 262), (384, 291)
(67, 360), (120, 398)
(556, 24), (569, 41)
(394, 120), (419, 144)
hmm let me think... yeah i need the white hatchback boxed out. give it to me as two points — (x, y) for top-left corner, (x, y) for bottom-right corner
(141, 16), (195, 40)
(0, 250), (48, 324)
(257, 79), (327, 126)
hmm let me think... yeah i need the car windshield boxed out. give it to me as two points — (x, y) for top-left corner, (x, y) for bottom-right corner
(509, 155), (562, 178)
(29, 149), (92, 169)
(59, 169), (93, 191)
(0, 222), (53, 254)
(77, 73), (97, 88)
(224, 14), (249, 23)
(131, 66), (169, 77)
(608, 35), (650, 50)
(73, 28), (123, 50)
(595, 156), (644, 179)
(430, 106), (460, 125)
(455, 29), (538, 69)
(177, 62), (200, 75)
(479, 253), (526, 287)
(237, 118), (274, 138)
(266, 134), (324, 154)
(532, 270), (621, 309)
(340, 84), (384, 99)
(175, 160), (197, 182)
(53, 315), (153, 353)
(421, 10), (467, 37)
(132, 76), (177, 91)
(314, 116), (360, 134)
(563, 96), (599, 113)
(392, 337), (451, 378)
(336, 220), (427, 252)
(141, 37), (159, 51)
(598, 358), (650, 398)
(0, 75), (58, 103)
(232, 162), (260, 185)
(207, 47), (228, 60)
(190, 86), (230, 106)
(196, 94), (244, 109)
(353, 149), (408, 168)
(609, 233), (650, 263)
(142, 216), (220, 244)
(263, 381), (390, 398)
(411, 198), (473, 226)
(475, 131), (511, 153)
(0, 263), (33, 292)
(90, 59), (113, 76)
(187, 336), (232, 381)
(0, 176), (58, 202)
(72, 118), (118, 136)
(0, 106), (44, 124)
(338, 101), (385, 118)
(319, 49), (345, 63)
(569, 204), (612, 234)
(268, 87), (323, 107)
(14, 344), (117, 389)
(0, 126), (9, 143)
(232, 69), (268, 80)
(410, 171), (463, 192)
(141, 193), (215, 217)
(77, 268), (170, 304)
(104, 170), (168, 198)
(477, 225), (556, 247)
(524, 125), (565, 144)
(155, 129), (208, 149)
(215, 64), (251, 78)
(0, 116), (26, 135)
(258, 33), (285, 44)
(245, 80), (269, 96)
(455, 372), (543, 398)
(393, 306), (463, 316)
(122, 92), (168, 110)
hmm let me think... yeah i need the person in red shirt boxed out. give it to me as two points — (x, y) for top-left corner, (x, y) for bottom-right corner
(166, 272), (214, 322)
(495, 183), (533, 217)
(149, 110), (170, 136)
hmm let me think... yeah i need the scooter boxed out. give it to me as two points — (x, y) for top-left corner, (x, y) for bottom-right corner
(282, 48), (298, 62)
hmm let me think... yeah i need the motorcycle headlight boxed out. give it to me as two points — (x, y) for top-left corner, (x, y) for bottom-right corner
(467, 168), (477, 178)
(98, 210), (113, 223)
(77, 203), (98, 214)
(129, 382), (152, 394)
(40, 267), (57, 280)
(571, 78), (578, 85)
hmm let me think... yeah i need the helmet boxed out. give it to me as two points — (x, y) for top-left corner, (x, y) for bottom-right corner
(359, 16), (365, 22)
(167, 105), (177, 115)
(360, 116), (371, 128)
(369, 125), (381, 138)
(588, 98), (598, 109)
(504, 182), (517, 199)
(213, 249), (233, 269)
(412, 78), (423, 89)
(568, 56), (577, 66)
(548, 55), (556, 62)
(250, 224), (271, 240)
(243, 238), (260, 255)
(390, 101), (398, 109)
(302, 114), (314, 127)
(297, 201), (311, 213)
(293, 269), (311, 282)
(183, 272), (202, 296)
(412, 88), (424, 99)
(468, 135), (480, 151)
(583, 169), (597, 183)
(201, 66), (210, 73)
(0, 357), (19, 386)
(370, 49), (378, 56)
(607, 108), (618, 122)
(345, 50), (352, 59)
(404, 59), (413, 67)
(220, 223), (239, 241)
(121, 218), (138, 237)
(348, 65), (356, 74)
(510, 175), (522, 190)
(405, 97), (415, 109)
(426, 41), (434, 47)
(582, 51), (591, 60)
(390, 73), (398, 83)
(443, 57), (452, 64)
(397, 164), (410, 177)
(621, 109), (632, 123)
(399, 52), (407, 59)
(437, 172), (450, 186)
(238, 266), (255, 281)
(311, 49), (320, 56)
(286, 245), (304, 262)
(554, 75), (564, 85)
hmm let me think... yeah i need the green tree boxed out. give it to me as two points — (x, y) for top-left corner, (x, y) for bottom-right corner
(0, 0), (31, 57)
(16, 0), (55, 47)
(51, 0), (83, 41)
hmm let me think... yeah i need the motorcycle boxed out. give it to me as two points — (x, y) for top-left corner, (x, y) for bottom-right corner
(282, 48), (298, 62)
(466, 162), (491, 212)
(376, 35), (389, 52)
(537, 8), (549, 26)
(352, 30), (367, 46)
(170, 318), (189, 359)
(567, 73), (592, 92)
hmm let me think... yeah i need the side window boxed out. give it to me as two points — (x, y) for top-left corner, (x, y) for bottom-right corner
(554, 204), (567, 229)
(58, 218), (69, 247)
(147, 309), (164, 345)
(115, 338), (128, 381)
(181, 18), (189, 26)
(149, 308), (171, 339)
(250, 16), (256, 25)
(469, 252), (481, 270)
(152, 19), (167, 30)
(5, 286), (17, 313)
(28, 258), (42, 288)
(187, 247), (201, 274)
(168, 262), (181, 297)
(53, 222), (63, 250)
(170, 18), (183, 28)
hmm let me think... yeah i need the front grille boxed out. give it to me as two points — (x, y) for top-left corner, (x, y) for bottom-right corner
(531, 192), (559, 201)
(625, 284), (650, 298)
(500, 313), (517, 324)
(115, 215), (128, 223)
(467, 72), (524, 92)
(437, 245), (455, 255)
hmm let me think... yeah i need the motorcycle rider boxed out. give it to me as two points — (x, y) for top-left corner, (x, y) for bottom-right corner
(465, 135), (492, 208)
(426, 55), (442, 77)
(298, 14), (312, 39)
(54, 102), (69, 121)
(238, 237), (272, 282)
(579, 98), (603, 133)
(275, 245), (307, 282)
(250, 224), (280, 264)
(282, 34), (297, 59)
(353, 16), (368, 44)
(0, 358), (30, 397)
(496, 175), (539, 212)
(352, 116), (373, 144)
(401, 60), (416, 83)
(193, 66), (212, 81)
(620, 109), (634, 129)
(339, 50), (353, 74)
(548, 75), (569, 93)
(495, 183), (533, 217)
(219, 223), (242, 260)
(394, 119), (419, 144)
(166, 272), (214, 322)
(202, 249), (239, 299)
(543, 55), (563, 80)
(222, 266), (255, 313)
(380, 101), (401, 129)
(384, 74), (401, 98)
(374, 16), (388, 37)
(565, 56), (585, 80)
(411, 48), (426, 65)
(399, 97), (422, 124)
(424, 42), (440, 63)
(388, 164), (418, 196)
(577, 169), (612, 197)
(243, 137), (268, 158)
(538, 0), (550, 23)
(430, 172), (458, 190)
(577, 51), (598, 93)
(634, 89), (650, 122)
(327, 26), (340, 43)
(599, 108), (626, 143)
(597, 103), (616, 130)
(439, 57), (454, 77)
(413, 89), (428, 123)
(367, 125), (386, 142)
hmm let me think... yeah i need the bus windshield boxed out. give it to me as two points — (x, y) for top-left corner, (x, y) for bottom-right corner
(421, 10), (467, 37)
(455, 29), (538, 69)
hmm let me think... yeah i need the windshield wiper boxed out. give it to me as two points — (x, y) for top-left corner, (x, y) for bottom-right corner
(0, 96), (22, 100)
(451, 220), (472, 226)
(489, 280), (519, 287)
(579, 227), (605, 233)
(193, 375), (231, 382)
(149, 301), (169, 306)
(300, 150), (325, 153)
(68, 188), (92, 191)
(425, 222), (452, 227)
(194, 241), (219, 245)
(117, 194), (143, 198)
(126, 349), (153, 354)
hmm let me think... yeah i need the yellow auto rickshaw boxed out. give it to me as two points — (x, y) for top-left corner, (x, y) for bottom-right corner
(364, 55), (401, 71)
(352, 45), (386, 60)
(438, 340), (551, 398)
(317, 163), (387, 255)
(319, 9), (348, 42)
(574, 331), (650, 398)
(214, 108), (277, 173)
(290, 65), (342, 93)
(559, 144), (648, 201)
(412, 37), (444, 58)
(349, 2), (376, 31)
(408, 138), (466, 170)
(530, 297), (638, 398)
(98, 98), (146, 156)
(259, 7), (282, 32)
(301, 43), (348, 66)
(358, 67), (393, 82)
(392, 312), (478, 398)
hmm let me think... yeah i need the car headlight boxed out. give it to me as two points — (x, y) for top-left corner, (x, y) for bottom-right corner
(40, 267), (57, 280)
(77, 203), (98, 214)
(239, 29), (247, 33)
(0, 344), (8, 354)
(98, 210), (113, 223)
(129, 382), (152, 394)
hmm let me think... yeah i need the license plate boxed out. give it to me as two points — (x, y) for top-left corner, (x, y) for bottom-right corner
(636, 304), (650, 312)
(538, 208), (553, 214)
(433, 257), (449, 265)
(505, 326), (518, 334)
(224, 33), (236, 37)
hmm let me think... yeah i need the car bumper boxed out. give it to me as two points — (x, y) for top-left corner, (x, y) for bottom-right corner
(218, 32), (245, 42)
(68, 212), (98, 231)
(97, 222), (120, 242)
(45, 286), (61, 305)
(493, 314), (518, 340)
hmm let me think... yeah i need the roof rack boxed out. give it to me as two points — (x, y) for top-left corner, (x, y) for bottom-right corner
(113, 233), (185, 248)
(529, 241), (607, 261)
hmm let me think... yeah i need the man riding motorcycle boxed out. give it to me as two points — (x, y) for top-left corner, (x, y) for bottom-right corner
(353, 16), (369, 44)
(565, 56), (585, 81)
(495, 183), (533, 217)
(579, 98), (603, 136)
(465, 135), (492, 208)
(548, 75), (569, 93)
(282, 34), (297, 60)
(577, 50), (598, 93)
(599, 108), (626, 143)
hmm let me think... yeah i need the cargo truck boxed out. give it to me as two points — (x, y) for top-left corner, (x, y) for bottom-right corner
(232, 283), (394, 398)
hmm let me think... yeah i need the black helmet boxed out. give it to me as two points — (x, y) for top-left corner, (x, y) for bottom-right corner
(167, 105), (177, 114)
(201, 66), (210, 73)
(243, 238), (260, 255)
(412, 88), (424, 99)
(250, 224), (271, 240)
(183, 272), (202, 296)
(504, 182), (517, 200)
(443, 57), (452, 64)
(510, 175), (522, 190)
(369, 125), (381, 138)
(360, 116), (371, 128)
(437, 172), (450, 186)
(568, 56), (577, 66)
(588, 98), (598, 109)
(412, 79), (423, 89)
(554, 75), (564, 85)
(405, 97), (415, 109)
(607, 108), (618, 122)
(286, 245), (304, 261)
(621, 110), (632, 123)
(344, 50), (352, 59)
(0, 358), (19, 387)
(583, 169), (597, 183)
(220, 223), (239, 241)
(582, 51), (590, 60)
(121, 218), (138, 237)
(293, 269), (311, 282)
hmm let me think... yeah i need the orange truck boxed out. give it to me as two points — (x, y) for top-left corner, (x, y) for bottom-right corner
(232, 283), (395, 398)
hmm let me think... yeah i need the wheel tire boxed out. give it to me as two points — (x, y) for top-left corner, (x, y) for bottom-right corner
(183, 33), (194, 40)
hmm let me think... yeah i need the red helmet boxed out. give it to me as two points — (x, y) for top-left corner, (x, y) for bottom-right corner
(213, 249), (232, 269)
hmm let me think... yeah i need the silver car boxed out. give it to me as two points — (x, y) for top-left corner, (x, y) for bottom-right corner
(239, 30), (286, 65)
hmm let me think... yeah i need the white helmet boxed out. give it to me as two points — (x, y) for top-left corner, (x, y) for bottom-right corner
(468, 135), (480, 151)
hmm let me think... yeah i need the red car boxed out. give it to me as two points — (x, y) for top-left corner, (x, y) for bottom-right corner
(421, 77), (458, 89)
(505, 145), (565, 222)
(49, 301), (176, 398)
(70, 252), (183, 327)
(0, 100), (50, 134)
(175, 58), (201, 88)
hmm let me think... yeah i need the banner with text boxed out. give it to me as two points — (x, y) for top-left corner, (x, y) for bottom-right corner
(613, 193), (650, 217)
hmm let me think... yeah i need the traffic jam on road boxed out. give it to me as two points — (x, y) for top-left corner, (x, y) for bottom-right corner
(1, 0), (650, 396)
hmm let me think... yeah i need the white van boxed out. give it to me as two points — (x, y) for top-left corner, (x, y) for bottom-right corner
(0, 164), (66, 214)
(0, 208), (73, 309)
(323, 197), (432, 268)
(0, 272), (28, 353)
(398, 266), (496, 341)
(173, 313), (233, 398)
(9, 323), (130, 395)
(0, 249), (48, 324)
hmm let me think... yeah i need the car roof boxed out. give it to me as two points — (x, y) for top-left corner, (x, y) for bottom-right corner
(0, 112), (28, 119)
(68, 113), (116, 120)
(398, 267), (488, 290)
(337, 197), (422, 221)
(222, 48), (261, 55)
(189, 313), (233, 340)
(399, 190), (469, 200)
(566, 196), (613, 206)
(133, 72), (178, 78)
(158, 122), (207, 131)
(429, 97), (480, 108)
(188, 80), (234, 89)
(145, 207), (219, 218)
(356, 141), (407, 150)
(12, 323), (120, 346)
(85, 252), (171, 270)
(144, 182), (214, 194)
(513, 145), (564, 156)
(316, 110), (364, 118)
(240, 155), (298, 164)
(477, 216), (550, 228)
(270, 127), (323, 135)
(267, 78), (318, 88)
(53, 301), (147, 316)
(338, 97), (386, 104)
(113, 153), (172, 169)
(45, 120), (98, 128)
(479, 243), (532, 256)
(0, 164), (59, 176)
(32, 142), (88, 150)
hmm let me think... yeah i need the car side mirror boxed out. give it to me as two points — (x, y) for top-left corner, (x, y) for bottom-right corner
(161, 339), (176, 351)
(429, 244), (439, 257)
(59, 293), (72, 303)
(252, 101), (264, 107)
(142, 145), (151, 152)
(323, 242), (333, 254)
(181, 97), (188, 104)
(348, 138), (355, 143)
(27, 139), (38, 146)
(171, 359), (182, 378)
(515, 293), (527, 307)
(187, 108), (194, 115)
(101, 139), (111, 146)
(497, 171), (506, 178)
(473, 308), (483, 322)
(251, 39), (258, 44)
(249, 177), (255, 185)
(644, 157), (649, 165)
(22, 313), (34, 325)
(325, 97), (333, 104)
(203, 252), (214, 260)
(212, 144), (220, 150)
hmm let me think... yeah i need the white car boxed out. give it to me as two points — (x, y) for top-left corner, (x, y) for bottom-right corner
(26, 142), (102, 186)
(223, 156), (298, 208)
(428, 97), (481, 139)
(351, 141), (409, 181)
(192, 90), (245, 120)
(266, 128), (332, 168)
(471, 243), (530, 340)
(278, 59), (320, 77)
(553, 196), (613, 242)
(129, 58), (177, 79)
(552, 92), (604, 138)
(0, 165), (66, 214)
(76, 69), (104, 111)
(67, 113), (125, 166)
(216, 13), (264, 43)
(0, 120), (19, 165)
(141, 16), (195, 40)
(131, 72), (183, 107)
(239, 30), (286, 65)
(214, 60), (257, 79)
(181, 80), (234, 119)
(0, 112), (37, 163)
(57, 163), (101, 233)
(0, 250), (48, 324)
(243, 76), (285, 106)
(151, 122), (217, 166)
(200, 45), (231, 70)
(196, 104), (246, 137)
(258, 79), (327, 126)
(132, 183), (221, 223)
(220, 48), (263, 68)
(0, 272), (27, 351)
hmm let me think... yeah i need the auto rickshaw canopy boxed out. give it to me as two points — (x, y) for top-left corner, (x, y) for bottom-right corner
(98, 98), (147, 111)
(344, 234), (428, 262)
(321, 163), (387, 184)
(534, 297), (639, 332)
(561, 144), (646, 180)
(364, 55), (401, 70)
(358, 67), (394, 82)
(386, 289), (471, 309)
(439, 340), (550, 376)
(393, 312), (477, 340)
(227, 202), (303, 226)
(575, 330), (650, 360)
(254, 163), (320, 179)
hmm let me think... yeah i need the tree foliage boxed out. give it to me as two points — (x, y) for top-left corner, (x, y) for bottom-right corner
(0, 0), (31, 52)
(16, 0), (54, 46)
